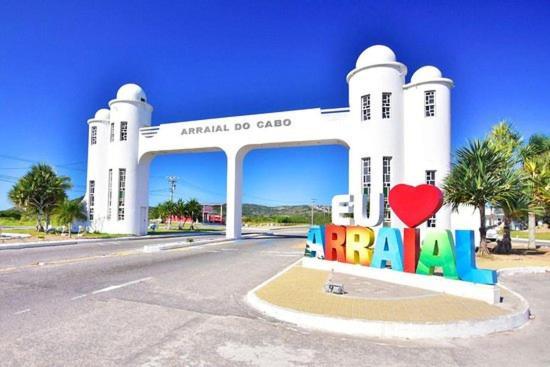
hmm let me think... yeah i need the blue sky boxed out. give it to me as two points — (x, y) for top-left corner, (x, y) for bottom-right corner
(0, 0), (548, 209)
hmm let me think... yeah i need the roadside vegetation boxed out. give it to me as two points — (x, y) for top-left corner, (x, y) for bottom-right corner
(444, 122), (549, 255)
(149, 198), (205, 231)
(243, 213), (331, 226)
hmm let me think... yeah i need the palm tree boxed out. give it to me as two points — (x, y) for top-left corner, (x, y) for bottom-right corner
(55, 199), (87, 238)
(443, 139), (518, 255)
(173, 199), (187, 230)
(185, 199), (203, 230)
(157, 200), (176, 230)
(521, 134), (550, 249)
(487, 122), (525, 253)
(8, 164), (72, 231)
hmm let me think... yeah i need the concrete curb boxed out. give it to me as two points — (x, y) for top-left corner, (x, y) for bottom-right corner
(497, 267), (550, 276)
(0, 232), (225, 251)
(142, 233), (266, 252)
(245, 260), (531, 340)
(143, 237), (235, 252)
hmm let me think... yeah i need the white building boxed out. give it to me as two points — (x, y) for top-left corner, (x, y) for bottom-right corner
(85, 45), (471, 238)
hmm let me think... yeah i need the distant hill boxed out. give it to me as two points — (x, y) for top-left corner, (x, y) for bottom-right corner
(206, 203), (330, 217)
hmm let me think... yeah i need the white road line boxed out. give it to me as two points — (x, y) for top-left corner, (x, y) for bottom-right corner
(14, 309), (30, 315)
(92, 277), (153, 295)
(71, 294), (87, 301)
(220, 248), (238, 251)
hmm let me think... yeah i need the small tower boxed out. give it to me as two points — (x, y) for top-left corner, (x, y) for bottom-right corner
(86, 108), (110, 231)
(346, 45), (407, 228)
(104, 84), (153, 235)
(403, 66), (453, 229)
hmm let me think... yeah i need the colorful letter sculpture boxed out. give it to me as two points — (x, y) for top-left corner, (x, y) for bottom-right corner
(324, 224), (347, 262)
(416, 230), (458, 279)
(388, 184), (443, 228)
(345, 226), (375, 266)
(371, 227), (404, 271)
(305, 225), (325, 258)
(455, 230), (497, 285)
(303, 182), (499, 286)
(403, 227), (420, 273)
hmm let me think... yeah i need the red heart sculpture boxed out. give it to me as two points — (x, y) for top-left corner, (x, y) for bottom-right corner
(388, 184), (443, 228)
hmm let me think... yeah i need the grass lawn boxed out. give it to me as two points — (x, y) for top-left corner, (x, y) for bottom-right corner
(0, 218), (36, 227)
(511, 231), (550, 241)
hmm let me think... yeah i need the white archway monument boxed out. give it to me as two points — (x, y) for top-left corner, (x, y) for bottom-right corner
(85, 45), (456, 239)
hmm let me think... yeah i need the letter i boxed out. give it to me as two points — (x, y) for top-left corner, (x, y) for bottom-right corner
(403, 227), (420, 273)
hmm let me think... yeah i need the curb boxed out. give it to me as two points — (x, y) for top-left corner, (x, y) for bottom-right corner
(143, 237), (235, 252)
(244, 260), (531, 340)
(497, 267), (550, 276)
(142, 233), (266, 252)
(0, 231), (225, 251)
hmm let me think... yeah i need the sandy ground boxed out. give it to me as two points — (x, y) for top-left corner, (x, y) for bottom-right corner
(478, 247), (550, 269)
(254, 265), (522, 322)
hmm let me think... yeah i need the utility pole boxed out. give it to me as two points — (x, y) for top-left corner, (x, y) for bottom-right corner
(167, 176), (178, 202)
(310, 198), (316, 226)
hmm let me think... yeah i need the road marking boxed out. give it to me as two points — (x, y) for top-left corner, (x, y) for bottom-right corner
(14, 309), (30, 315)
(220, 248), (238, 251)
(71, 294), (87, 301)
(92, 277), (152, 294)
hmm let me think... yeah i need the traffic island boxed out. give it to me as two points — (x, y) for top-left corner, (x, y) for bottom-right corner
(246, 260), (530, 339)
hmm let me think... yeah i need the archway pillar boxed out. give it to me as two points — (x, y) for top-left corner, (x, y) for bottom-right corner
(225, 147), (247, 239)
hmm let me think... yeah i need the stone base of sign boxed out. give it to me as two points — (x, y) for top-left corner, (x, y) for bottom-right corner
(303, 257), (500, 304)
(245, 261), (530, 339)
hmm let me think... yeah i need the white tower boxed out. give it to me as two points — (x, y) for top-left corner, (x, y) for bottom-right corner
(102, 84), (153, 235)
(403, 66), (453, 229)
(346, 45), (407, 229)
(85, 108), (110, 231)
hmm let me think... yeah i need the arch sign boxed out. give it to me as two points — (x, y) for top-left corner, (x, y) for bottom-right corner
(84, 44), (480, 274)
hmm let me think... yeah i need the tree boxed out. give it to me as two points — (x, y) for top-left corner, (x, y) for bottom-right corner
(156, 200), (176, 229)
(173, 199), (188, 229)
(443, 139), (519, 255)
(185, 199), (203, 230)
(8, 164), (72, 231)
(520, 134), (550, 249)
(487, 122), (525, 253)
(55, 199), (87, 237)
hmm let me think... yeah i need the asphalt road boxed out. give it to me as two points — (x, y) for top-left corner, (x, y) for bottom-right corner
(0, 233), (549, 366)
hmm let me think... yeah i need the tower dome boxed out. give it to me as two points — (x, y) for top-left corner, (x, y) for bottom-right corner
(116, 83), (147, 102)
(410, 66), (442, 84)
(356, 45), (396, 68)
(94, 108), (110, 121)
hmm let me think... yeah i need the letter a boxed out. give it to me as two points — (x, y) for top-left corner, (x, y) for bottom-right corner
(416, 230), (458, 279)
(305, 225), (325, 259)
(371, 228), (404, 271)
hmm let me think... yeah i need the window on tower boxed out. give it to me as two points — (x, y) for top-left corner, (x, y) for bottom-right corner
(107, 169), (113, 220)
(383, 156), (392, 224)
(89, 180), (95, 220)
(362, 157), (371, 216)
(426, 170), (437, 227)
(361, 95), (371, 121)
(118, 169), (126, 220)
(425, 90), (435, 117)
(110, 123), (115, 142)
(90, 126), (97, 145)
(382, 92), (391, 119)
(120, 121), (128, 141)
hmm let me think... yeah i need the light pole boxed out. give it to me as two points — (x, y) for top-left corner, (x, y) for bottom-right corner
(167, 176), (178, 202)
(311, 198), (316, 226)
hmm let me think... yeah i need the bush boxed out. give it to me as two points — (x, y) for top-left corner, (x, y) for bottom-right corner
(0, 208), (22, 220)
